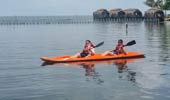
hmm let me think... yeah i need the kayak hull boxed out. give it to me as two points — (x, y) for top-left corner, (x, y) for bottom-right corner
(41, 52), (145, 63)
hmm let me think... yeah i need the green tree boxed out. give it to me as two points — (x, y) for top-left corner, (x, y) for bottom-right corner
(163, 0), (170, 10)
(162, 0), (170, 16)
(144, 0), (164, 8)
(155, 0), (163, 8)
(144, 0), (170, 10)
(144, 0), (155, 7)
(144, 0), (170, 14)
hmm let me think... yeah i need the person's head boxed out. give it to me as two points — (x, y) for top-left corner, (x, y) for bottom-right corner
(118, 39), (123, 44)
(85, 40), (91, 44)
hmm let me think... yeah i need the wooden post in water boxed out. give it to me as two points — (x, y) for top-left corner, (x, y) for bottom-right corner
(126, 23), (128, 34)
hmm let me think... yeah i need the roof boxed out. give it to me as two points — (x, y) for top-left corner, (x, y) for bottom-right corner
(123, 8), (142, 13)
(145, 8), (163, 13)
(94, 9), (109, 13)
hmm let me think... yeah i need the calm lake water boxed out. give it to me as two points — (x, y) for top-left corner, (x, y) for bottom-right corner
(0, 19), (170, 100)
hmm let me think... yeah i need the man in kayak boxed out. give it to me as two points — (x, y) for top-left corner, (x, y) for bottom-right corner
(102, 39), (126, 56)
(73, 40), (96, 58)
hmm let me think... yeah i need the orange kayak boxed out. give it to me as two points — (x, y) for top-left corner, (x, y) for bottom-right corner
(41, 52), (145, 63)
(41, 58), (144, 66)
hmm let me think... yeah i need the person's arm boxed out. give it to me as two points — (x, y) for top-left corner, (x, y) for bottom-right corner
(91, 48), (95, 54)
(89, 44), (95, 55)
(121, 47), (126, 54)
(91, 43), (95, 48)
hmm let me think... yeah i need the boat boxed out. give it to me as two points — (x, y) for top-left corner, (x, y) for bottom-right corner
(41, 57), (144, 66)
(40, 52), (145, 63)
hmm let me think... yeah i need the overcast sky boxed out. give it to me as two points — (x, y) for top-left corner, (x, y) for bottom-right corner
(0, 0), (149, 16)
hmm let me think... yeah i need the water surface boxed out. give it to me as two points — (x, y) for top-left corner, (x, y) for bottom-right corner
(0, 20), (170, 100)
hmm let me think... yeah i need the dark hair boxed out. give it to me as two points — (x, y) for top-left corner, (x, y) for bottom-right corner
(118, 39), (123, 43)
(86, 40), (91, 43)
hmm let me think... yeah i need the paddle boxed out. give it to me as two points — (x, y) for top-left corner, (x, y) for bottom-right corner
(125, 40), (136, 46)
(94, 41), (104, 48)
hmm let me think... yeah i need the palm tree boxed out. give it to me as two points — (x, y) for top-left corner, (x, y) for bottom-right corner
(144, 0), (164, 8)
(144, 0), (155, 7)
(144, 0), (170, 16)
(162, 0), (170, 17)
(144, 0), (170, 9)
(163, 0), (170, 10)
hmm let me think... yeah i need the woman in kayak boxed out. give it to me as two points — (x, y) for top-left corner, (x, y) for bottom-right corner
(102, 39), (126, 56)
(74, 40), (95, 58)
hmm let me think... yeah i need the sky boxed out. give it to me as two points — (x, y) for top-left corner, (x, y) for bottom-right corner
(0, 0), (150, 16)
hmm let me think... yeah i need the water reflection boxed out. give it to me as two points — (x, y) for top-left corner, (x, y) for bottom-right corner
(81, 63), (95, 76)
(113, 59), (136, 83)
(145, 22), (170, 63)
(42, 58), (143, 84)
(80, 63), (104, 84)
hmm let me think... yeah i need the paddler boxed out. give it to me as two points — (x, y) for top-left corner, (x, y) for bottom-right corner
(73, 40), (96, 58)
(102, 39), (126, 56)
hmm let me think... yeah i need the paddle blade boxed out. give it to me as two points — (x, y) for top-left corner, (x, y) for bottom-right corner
(126, 40), (136, 46)
(94, 41), (104, 48)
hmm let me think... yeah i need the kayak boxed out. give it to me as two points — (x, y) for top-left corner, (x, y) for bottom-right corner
(41, 57), (144, 66)
(41, 52), (145, 63)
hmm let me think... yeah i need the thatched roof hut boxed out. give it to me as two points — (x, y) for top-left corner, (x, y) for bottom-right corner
(123, 8), (142, 17)
(93, 9), (109, 19)
(144, 8), (164, 18)
(109, 8), (125, 18)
